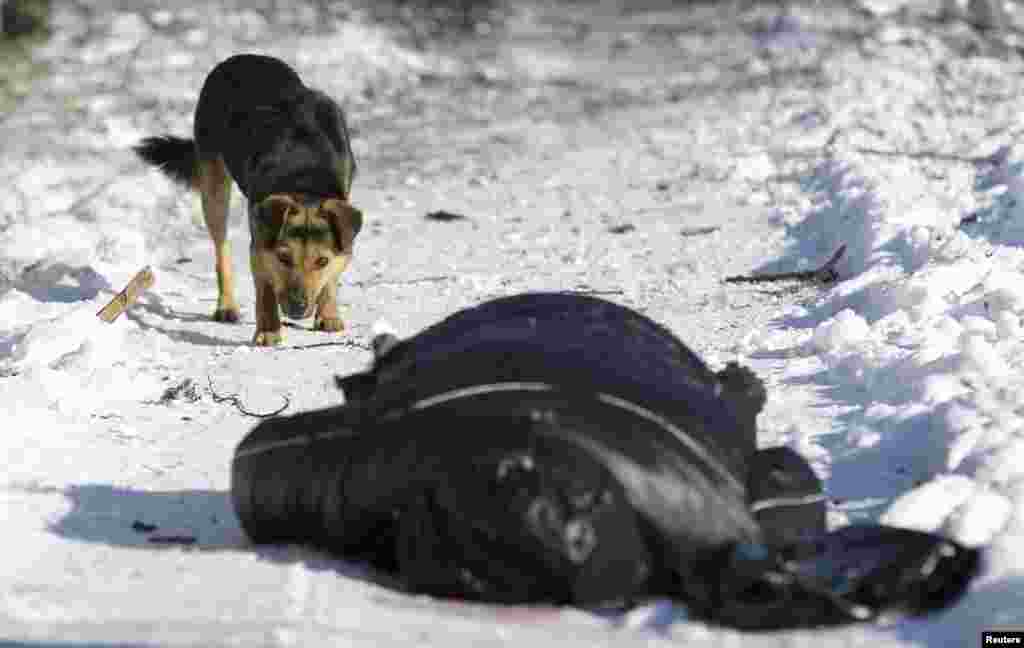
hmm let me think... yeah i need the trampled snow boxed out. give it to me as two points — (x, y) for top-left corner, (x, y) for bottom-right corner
(1, 0), (1023, 645)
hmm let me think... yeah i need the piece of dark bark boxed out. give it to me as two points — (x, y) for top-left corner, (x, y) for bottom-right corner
(131, 520), (158, 533)
(425, 210), (468, 222)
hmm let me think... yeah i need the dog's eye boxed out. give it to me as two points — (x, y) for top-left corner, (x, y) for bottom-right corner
(277, 253), (293, 267)
(316, 257), (329, 269)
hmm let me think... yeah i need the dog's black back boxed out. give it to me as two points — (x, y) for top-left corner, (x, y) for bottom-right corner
(194, 54), (356, 202)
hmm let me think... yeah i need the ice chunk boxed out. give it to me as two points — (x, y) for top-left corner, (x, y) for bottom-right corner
(881, 474), (976, 533)
(811, 309), (870, 353)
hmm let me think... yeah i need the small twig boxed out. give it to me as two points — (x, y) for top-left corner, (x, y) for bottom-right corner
(681, 225), (721, 237)
(147, 534), (197, 545)
(851, 147), (999, 165)
(277, 325), (372, 350)
(286, 340), (372, 351)
(206, 377), (290, 418)
(824, 127), (843, 156)
(724, 245), (847, 285)
(351, 275), (451, 288)
(762, 130), (1004, 168)
(565, 288), (625, 296)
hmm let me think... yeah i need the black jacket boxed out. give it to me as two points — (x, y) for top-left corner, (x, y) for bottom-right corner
(232, 293), (978, 629)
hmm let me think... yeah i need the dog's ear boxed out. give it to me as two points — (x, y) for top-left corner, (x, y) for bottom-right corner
(254, 194), (300, 243)
(321, 199), (363, 253)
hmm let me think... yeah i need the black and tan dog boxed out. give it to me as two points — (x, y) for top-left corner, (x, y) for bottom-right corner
(135, 54), (363, 346)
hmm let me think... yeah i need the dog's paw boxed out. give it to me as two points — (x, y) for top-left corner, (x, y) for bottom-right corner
(252, 329), (284, 346)
(315, 316), (346, 333)
(213, 307), (241, 323)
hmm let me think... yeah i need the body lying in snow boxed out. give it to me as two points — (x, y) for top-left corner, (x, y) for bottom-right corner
(231, 292), (979, 630)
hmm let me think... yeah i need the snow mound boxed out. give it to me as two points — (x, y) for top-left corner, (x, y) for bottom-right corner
(811, 308), (871, 353)
(9, 304), (124, 370)
(752, 143), (1024, 604)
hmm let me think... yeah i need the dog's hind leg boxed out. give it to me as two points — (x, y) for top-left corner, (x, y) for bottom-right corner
(197, 156), (240, 323)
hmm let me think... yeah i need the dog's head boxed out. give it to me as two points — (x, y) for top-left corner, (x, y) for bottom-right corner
(252, 194), (363, 320)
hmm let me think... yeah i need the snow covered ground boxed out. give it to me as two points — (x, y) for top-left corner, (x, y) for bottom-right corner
(2, 0), (1023, 645)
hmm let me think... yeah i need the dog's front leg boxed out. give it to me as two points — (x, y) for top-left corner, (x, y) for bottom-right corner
(253, 281), (283, 345)
(252, 257), (283, 346)
(314, 279), (345, 333)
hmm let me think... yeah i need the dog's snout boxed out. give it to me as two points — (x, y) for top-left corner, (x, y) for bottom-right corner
(284, 287), (308, 320)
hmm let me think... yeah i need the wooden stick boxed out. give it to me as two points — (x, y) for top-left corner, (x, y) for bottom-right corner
(96, 266), (155, 323)
(724, 245), (847, 285)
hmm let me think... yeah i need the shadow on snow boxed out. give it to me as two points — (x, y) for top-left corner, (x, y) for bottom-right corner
(18, 482), (393, 589)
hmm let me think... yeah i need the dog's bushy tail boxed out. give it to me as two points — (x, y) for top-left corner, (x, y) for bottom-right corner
(134, 135), (197, 188)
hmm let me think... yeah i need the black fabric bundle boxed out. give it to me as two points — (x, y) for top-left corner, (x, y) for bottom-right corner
(231, 293), (979, 629)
